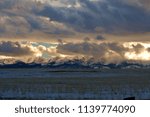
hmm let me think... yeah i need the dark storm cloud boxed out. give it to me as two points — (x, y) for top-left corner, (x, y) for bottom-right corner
(0, 0), (150, 39)
(0, 41), (36, 57)
(0, 0), (74, 37)
(39, 0), (150, 34)
(95, 35), (105, 40)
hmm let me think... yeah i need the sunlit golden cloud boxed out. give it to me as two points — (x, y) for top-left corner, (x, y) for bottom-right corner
(124, 42), (150, 61)
(125, 51), (150, 61)
(56, 42), (150, 63)
(0, 41), (150, 63)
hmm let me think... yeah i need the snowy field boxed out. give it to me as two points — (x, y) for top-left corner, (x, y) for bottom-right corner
(0, 68), (150, 99)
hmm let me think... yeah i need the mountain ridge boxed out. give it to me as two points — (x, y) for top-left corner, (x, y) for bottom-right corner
(0, 59), (149, 69)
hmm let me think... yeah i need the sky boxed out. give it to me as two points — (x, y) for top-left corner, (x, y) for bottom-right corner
(0, 0), (150, 63)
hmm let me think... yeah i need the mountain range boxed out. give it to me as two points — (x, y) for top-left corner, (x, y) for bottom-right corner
(0, 58), (149, 69)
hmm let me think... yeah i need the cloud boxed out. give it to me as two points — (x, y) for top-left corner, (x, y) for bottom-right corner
(124, 0), (150, 11)
(84, 37), (91, 42)
(0, 41), (40, 57)
(0, 0), (150, 41)
(0, 0), (150, 49)
(38, 0), (150, 34)
(57, 42), (128, 63)
(0, 16), (31, 36)
(0, 41), (57, 58)
(0, 41), (150, 63)
(147, 48), (150, 52)
(131, 44), (145, 54)
(0, 0), (75, 39)
(95, 35), (105, 40)
(57, 42), (150, 63)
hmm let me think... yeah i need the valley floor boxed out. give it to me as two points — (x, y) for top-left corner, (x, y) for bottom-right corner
(0, 68), (150, 99)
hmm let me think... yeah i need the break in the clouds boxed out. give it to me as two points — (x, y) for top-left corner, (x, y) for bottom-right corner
(0, 41), (57, 60)
(0, 41), (37, 57)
